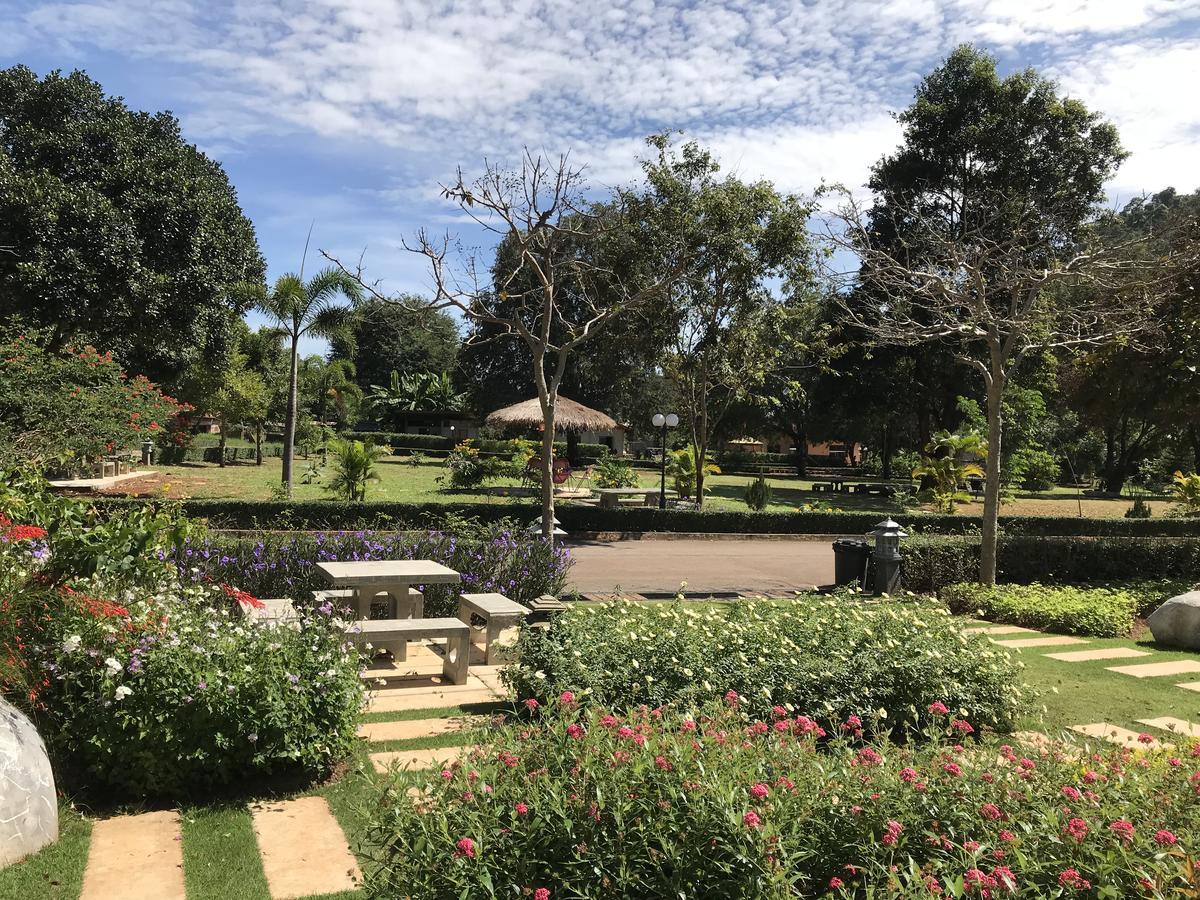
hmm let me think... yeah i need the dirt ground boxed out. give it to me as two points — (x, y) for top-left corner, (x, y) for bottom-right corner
(97, 473), (202, 499)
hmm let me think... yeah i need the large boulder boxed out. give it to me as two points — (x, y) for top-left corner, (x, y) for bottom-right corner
(1147, 591), (1200, 651)
(0, 698), (58, 868)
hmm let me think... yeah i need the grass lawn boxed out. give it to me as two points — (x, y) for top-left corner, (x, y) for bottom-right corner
(107, 455), (1170, 519)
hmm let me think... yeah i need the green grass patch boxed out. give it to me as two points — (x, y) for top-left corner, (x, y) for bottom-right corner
(180, 805), (271, 900)
(0, 803), (91, 899)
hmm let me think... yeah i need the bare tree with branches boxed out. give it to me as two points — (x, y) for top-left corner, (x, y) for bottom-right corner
(827, 187), (1196, 584)
(326, 151), (679, 543)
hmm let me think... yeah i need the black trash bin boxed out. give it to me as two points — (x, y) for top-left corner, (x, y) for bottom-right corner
(832, 539), (870, 587)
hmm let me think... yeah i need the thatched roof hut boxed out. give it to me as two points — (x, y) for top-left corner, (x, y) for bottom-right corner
(485, 396), (618, 433)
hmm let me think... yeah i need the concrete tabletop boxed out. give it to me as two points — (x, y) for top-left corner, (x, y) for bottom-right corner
(316, 560), (461, 585)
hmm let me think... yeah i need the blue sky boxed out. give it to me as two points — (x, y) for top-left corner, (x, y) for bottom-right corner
(5, 0), (1200, 354)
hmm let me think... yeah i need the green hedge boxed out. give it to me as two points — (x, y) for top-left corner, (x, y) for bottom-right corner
(902, 534), (1200, 591)
(157, 445), (285, 464)
(939, 582), (1142, 636)
(92, 497), (1200, 538)
(342, 432), (611, 459)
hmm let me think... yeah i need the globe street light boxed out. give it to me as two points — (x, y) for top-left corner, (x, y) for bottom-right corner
(652, 412), (679, 509)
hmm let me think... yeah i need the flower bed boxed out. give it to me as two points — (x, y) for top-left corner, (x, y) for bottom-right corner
(506, 597), (1026, 735)
(174, 526), (571, 615)
(363, 698), (1200, 897)
(939, 583), (1146, 637)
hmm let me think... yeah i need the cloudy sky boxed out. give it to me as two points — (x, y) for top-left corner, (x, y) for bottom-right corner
(5, 0), (1200, 347)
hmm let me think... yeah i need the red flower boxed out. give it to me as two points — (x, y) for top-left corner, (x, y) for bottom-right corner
(2, 524), (47, 542)
(928, 701), (950, 715)
(742, 811), (762, 829)
(979, 803), (1002, 821)
(514, 802), (529, 816)
(524, 698), (540, 710)
(749, 783), (769, 800)
(1058, 868), (1090, 891)
(1062, 818), (1089, 842)
(829, 876), (844, 889)
(534, 890), (550, 900)
(1153, 829), (1177, 846)
(454, 837), (476, 859)
(220, 584), (264, 610)
(1108, 820), (1134, 843)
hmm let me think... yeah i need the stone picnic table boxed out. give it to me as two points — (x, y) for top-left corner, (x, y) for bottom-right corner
(315, 560), (461, 620)
(596, 487), (678, 508)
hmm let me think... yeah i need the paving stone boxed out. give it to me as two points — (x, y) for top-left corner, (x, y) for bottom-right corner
(992, 636), (1089, 648)
(80, 810), (186, 900)
(367, 682), (501, 714)
(963, 625), (1038, 635)
(1106, 660), (1200, 679)
(250, 797), (361, 899)
(1136, 717), (1200, 738)
(358, 717), (474, 742)
(371, 746), (467, 773)
(1044, 647), (1152, 662)
(1178, 682), (1200, 693)
(1069, 722), (1172, 750)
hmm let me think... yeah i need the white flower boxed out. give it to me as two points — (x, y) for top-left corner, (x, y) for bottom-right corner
(114, 685), (133, 701)
(62, 635), (82, 653)
(104, 657), (122, 676)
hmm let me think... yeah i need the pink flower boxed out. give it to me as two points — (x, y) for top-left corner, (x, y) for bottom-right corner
(979, 803), (1002, 821)
(951, 718), (975, 734)
(1061, 785), (1081, 802)
(567, 723), (586, 740)
(514, 802), (529, 816)
(928, 701), (950, 715)
(559, 691), (575, 704)
(681, 719), (697, 732)
(880, 820), (903, 846)
(725, 690), (740, 705)
(829, 876), (844, 889)
(1058, 868), (1091, 891)
(991, 866), (1016, 890)
(654, 754), (673, 771)
(523, 698), (540, 710)
(1108, 820), (1134, 843)
(1062, 818), (1089, 842)
(742, 811), (762, 829)
(454, 837), (476, 859)
(899, 767), (919, 783)
(1153, 829), (1177, 846)
(855, 748), (883, 767)
(1137, 732), (1154, 744)
(843, 715), (863, 730)
(771, 705), (788, 719)
(942, 762), (962, 777)
(998, 830), (1015, 843)
(749, 783), (769, 800)
(534, 890), (550, 900)
(440, 769), (453, 780)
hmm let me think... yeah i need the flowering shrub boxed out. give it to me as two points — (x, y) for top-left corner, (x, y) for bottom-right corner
(0, 330), (188, 469)
(173, 525), (571, 615)
(2, 469), (362, 799)
(362, 699), (1200, 897)
(940, 582), (1142, 637)
(507, 597), (1026, 734)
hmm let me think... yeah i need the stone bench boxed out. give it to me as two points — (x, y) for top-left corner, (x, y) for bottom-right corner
(314, 587), (424, 619)
(458, 592), (529, 665)
(241, 597), (299, 626)
(346, 618), (470, 684)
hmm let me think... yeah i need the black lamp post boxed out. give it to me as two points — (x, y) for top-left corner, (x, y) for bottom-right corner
(652, 412), (679, 509)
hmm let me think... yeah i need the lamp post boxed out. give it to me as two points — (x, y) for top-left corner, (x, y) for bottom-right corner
(652, 413), (679, 509)
(869, 518), (907, 594)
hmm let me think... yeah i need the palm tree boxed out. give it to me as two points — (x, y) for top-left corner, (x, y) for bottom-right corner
(251, 269), (362, 495)
(301, 356), (362, 428)
(325, 438), (389, 501)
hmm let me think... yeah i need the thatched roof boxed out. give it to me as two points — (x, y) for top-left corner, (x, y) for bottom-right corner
(485, 396), (618, 433)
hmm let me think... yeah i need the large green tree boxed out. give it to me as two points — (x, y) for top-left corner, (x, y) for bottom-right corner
(0, 66), (264, 384)
(329, 297), (460, 391)
(836, 45), (1171, 585)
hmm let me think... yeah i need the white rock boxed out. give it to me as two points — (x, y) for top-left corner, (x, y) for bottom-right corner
(0, 698), (58, 868)
(1147, 591), (1200, 651)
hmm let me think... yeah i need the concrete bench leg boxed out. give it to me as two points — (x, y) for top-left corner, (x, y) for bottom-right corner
(442, 631), (470, 685)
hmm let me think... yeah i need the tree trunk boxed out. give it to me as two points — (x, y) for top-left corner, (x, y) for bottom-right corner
(1190, 424), (1200, 473)
(880, 424), (893, 481)
(282, 334), (299, 496)
(540, 399), (557, 547)
(218, 423), (227, 468)
(566, 430), (580, 466)
(255, 424), (263, 466)
(694, 378), (709, 507)
(794, 425), (808, 478)
(979, 374), (1005, 586)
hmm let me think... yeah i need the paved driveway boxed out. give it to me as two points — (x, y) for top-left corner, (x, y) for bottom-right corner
(564, 538), (836, 596)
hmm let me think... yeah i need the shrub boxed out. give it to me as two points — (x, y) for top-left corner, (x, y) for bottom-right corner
(590, 454), (640, 489)
(362, 699), (1200, 898)
(666, 447), (720, 499)
(939, 583), (1140, 636)
(325, 438), (389, 501)
(441, 440), (505, 489)
(1125, 497), (1153, 519)
(744, 472), (772, 510)
(173, 526), (572, 613)
(1172, 471), (1200, 516)
(505, 597), (1026, 734)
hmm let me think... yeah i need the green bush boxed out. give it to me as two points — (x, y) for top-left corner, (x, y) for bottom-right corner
(362, 699), (1200, 898)
(590, 454), (640, 489)
(902, 534), (1200, 591)
(1006, 448), (1061, 491)
(506, 597), (1026, 734)
(743, 473), (772, 510)
(939, 582), (1140, 636)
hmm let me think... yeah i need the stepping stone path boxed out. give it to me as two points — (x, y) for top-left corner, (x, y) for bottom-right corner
(963, 625), (1037, 635)
(70, 645), (512, 899)
(1106, 660), (1200, 679)
(1136, 717), (1200, 739)
(1044, 647), (1151, 662)
(1070, 722), (1172, 750)
(251, 797), (361, 899)
(993, 635), (1089, 648)
(1178, 682), (1200, 693)
(81, 810), (186, 900)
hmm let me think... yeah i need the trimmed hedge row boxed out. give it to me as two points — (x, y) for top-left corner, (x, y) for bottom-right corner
(93, 497), (1200, 537)
(342, 431), (610, 458)
(902, 534), (1200, 591)
(158, 445), (285, 464)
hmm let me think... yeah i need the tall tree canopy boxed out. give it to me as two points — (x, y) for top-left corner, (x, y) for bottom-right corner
(329, 297), (460, 391)
(0, 66), (265, 384)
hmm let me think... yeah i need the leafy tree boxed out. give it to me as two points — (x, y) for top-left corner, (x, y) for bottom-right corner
(329, 297), (460, 391)
(248, 269), (362, 496)
(832, 45), (1186, 584)
(0, 66), (264, 384)
(300, 356), (362, 429)
(637, 136), (818, 504)
(207, 352), (270, 468)
(365, 370), (466, 429)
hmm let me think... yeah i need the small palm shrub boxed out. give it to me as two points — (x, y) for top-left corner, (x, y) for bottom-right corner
(666, 447), (720, 499)
(506, 596), (1026, 734)
(362, 698), (1200, 898)
(1171, 470), (1200, 516)
(325, 438), (388, 501)
(744, 472), (772, 510)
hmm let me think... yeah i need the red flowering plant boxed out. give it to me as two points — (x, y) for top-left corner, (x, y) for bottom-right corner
(362, 697), (1200, 898)
(0, 329), (188, 472)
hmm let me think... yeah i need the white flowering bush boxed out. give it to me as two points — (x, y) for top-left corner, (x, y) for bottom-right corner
(506, 596), (1027, 735)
